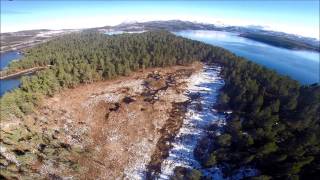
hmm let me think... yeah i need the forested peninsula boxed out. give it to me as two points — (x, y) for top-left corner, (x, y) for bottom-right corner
(0, 31), (319, 179)
(240, 33), (320, 52)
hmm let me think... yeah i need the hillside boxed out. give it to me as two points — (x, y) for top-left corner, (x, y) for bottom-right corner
(240, 33), (320, 51)
(111, 20), (217, 31)
(0, 29), (78, 53)
(2, 20), (319, 53)
(0, 31), (319, 179)
(106, 20), (319, 52)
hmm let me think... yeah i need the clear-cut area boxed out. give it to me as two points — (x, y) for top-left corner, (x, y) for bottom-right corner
(0, 62), (203, 179)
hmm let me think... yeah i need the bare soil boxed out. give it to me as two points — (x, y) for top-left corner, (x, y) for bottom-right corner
(18, 62), (202, 179)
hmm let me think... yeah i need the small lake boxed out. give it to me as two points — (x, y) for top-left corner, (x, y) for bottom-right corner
(0, 51), (22, 96)
(175, 30), (320, 85)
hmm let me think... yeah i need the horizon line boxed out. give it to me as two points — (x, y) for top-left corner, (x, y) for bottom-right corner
(1, 19), (319, 40)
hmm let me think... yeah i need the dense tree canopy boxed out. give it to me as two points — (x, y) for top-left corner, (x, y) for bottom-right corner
(1, 31), (212, 119)
(0, 31), (319, 179)
(195, 53), (320, 179)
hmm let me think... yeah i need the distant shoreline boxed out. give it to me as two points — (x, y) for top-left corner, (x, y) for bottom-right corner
(239, 33), (320, 52)
(1, 20), (319, 54)
(0, 66), (50, 80)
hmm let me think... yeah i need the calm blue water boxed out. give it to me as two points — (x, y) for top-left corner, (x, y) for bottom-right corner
(0, 78), (21, 96)
(0, 51), (22, 70)
(175, 30), (320, 84)
(0, 51), (22, 96)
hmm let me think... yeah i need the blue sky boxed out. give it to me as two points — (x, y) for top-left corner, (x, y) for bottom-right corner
(1, 0), (319, 38)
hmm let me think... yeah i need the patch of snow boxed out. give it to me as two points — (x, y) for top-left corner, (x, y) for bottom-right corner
(158, 65), (257, 180)
(123, 138), (154, 180)
(36, 30), (64, 37)
(159, 65), (225, 179)
(82, 79), (144, 109)
(105, 30), (146, 35)
(0, 145), (20, 166)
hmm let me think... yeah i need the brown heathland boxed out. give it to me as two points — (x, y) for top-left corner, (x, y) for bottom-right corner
(0, 62), (202, 179)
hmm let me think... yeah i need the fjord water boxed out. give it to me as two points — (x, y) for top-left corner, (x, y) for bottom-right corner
(0, 51), (22, 96)
(0, 51), (22, 70)
(175, 30), (320, 85)
(0, 78), (21, 97)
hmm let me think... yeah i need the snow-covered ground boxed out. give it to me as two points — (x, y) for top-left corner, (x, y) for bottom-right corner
(36, 30), (64, 37)
(36, 29), (80, 37)
(104, 30), (146, 35)
(159, 65), (226, 179)
(157, 65), (257, 180)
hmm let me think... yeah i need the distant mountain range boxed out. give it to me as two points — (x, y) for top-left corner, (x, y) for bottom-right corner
(1, 20), (319, 53)
(101, 20), (319, 52)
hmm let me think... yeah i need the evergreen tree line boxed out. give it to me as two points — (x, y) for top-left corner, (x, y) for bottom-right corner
(0, 31), (319, 179)
(192, 54), (320, 179)
(0, 31), (212, 119)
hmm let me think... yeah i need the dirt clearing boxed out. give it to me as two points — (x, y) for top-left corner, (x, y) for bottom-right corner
(6, 62), (203, 179)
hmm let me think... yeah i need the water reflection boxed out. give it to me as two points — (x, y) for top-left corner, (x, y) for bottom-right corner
(175, 30), (320, 84)
(0, 51), (22, 96)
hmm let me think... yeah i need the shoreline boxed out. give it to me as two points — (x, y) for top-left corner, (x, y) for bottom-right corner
(0, 66), (49, 80)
